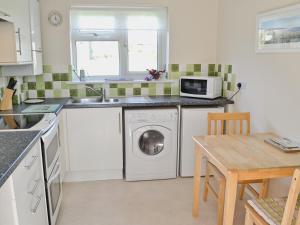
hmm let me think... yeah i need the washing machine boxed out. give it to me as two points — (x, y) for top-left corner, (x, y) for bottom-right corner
(125, 108), (178, 181)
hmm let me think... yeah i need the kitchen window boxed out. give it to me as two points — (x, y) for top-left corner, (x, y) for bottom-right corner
(70, 7), (168, 80)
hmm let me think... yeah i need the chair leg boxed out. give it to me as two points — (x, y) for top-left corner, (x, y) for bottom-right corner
(203, 162), (210, 202)
(217, 179), (226, 225)
(239, 184), (246, 200)
(244, 209), (254, 225)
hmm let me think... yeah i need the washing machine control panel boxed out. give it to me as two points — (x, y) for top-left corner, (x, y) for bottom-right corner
(127, 110), (178, 123)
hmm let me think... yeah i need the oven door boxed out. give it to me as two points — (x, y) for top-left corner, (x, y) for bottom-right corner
(41, 121), (60, 179)
(47, 159), (62, 225)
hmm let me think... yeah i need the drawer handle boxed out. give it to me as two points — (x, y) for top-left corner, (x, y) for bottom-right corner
(16, 28), (22, 55)
(31, 194), (43, 214)
(24, 155), (38, 170)
(28, 178), (41, 195)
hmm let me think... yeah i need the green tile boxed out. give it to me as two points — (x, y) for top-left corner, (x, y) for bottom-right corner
(208, 64), (216, 72)
(52, 73), (61, 81)
(43, 65), (52, 73)
(186, 64), (194, 72)
(168, 72), (181, 80)
(28, 82), (36, 90)
(45, 82), (53, 89)
(86, 88), (97, 97)
(12, 95), (19, 105)
(164, 87), (171, 95)
(225, 65), (233, 73)
(37, 90), (45, 98)
(224, 73), (228, 81)
(194, 64), (201, 72)
(117, 88), (126, 96)
(109, 88), (118, 97)
(149, 87), (156, 96)
(61, 81), (70, 89)
(36, 75), (44, 83)
(61, 73), (70, 81)
(186, 72), (194, 76)
(133, 88), (141, 96)
(118, 83), (132, 88)
(227, 82), (231, 91)
(170, 64), (179, 72)
(171, 87), (179, 96)
(110, 83), (118, 88)
(218, 64), (222, 72)
(53, 89), (62, 98)
(36, 81), (45, 90)
(70, 89), (78, 97)
(141, 83), (149, 88)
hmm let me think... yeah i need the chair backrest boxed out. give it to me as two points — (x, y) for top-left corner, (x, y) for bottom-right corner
(207, 112), (250, 135)
(281, 168), (300, 225)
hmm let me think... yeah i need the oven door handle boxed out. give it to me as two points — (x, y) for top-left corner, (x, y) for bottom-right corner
(41, 121), (58, 149)
(48, 162), (61, 184)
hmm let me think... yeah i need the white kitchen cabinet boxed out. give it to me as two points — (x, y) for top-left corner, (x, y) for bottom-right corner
(1, 0), (43, 75)
(180, 107), (224, 177)
(65, 108), (123, 181)
(0, 178), (18, 225)
(0, 0), (32, 64)
(0, 140), (48, 225)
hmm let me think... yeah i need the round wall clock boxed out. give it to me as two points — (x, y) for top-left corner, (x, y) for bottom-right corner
(48, 10), (63, 26)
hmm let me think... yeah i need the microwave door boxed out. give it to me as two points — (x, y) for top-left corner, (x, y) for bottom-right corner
(181, 79), (208, 95)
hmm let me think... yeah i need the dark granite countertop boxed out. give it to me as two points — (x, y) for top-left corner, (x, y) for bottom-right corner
(0, 96), (233, 115)
(0, 131), (41, 188)
(63, 96), (234, 109)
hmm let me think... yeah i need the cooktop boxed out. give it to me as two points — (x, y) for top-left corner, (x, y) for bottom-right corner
(0, 114), (44, 130)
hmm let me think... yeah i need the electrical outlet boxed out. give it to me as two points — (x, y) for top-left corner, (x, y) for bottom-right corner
(237, 82), (247, 90)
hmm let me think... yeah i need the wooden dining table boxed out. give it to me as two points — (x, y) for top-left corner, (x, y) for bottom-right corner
(192, 133), (300, 225)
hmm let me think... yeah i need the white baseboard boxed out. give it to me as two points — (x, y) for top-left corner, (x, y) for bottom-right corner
(63, 169), (123, 182)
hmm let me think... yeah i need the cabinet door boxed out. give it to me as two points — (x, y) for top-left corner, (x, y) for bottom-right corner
(12, 141), (48, 225)
(29, 0), (42, 51)
(180, 107), (224, 177)
(0, 178), (18, 225)
(66, 108), (123, 172)
(0, 0), (32, 63)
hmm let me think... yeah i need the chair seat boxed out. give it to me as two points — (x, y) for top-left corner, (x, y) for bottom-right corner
(247, 197), (300, 225)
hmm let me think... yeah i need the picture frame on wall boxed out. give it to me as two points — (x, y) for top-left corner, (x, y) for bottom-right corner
(256, 3), (300, 53)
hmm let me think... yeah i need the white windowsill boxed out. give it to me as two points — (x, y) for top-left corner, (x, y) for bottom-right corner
(66, 79), (177, 85)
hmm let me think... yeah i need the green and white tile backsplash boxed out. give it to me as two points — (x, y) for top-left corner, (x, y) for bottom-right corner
(0, 63), (236, 104)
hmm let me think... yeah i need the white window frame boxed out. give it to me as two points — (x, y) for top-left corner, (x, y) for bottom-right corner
(71, 30), (167, 80)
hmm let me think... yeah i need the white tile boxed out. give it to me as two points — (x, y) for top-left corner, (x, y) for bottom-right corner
(141, 88), (149, 96)
(125, 88), (133, 97)
(43, 73), (53, 82)
(45, 90), (53, 98)
(61, 89), (70, 97)
(27, 76), (36, 82)
(28, 90), (37, 98)
(53, 81), (61, 89)
(156, 83), (164, 95)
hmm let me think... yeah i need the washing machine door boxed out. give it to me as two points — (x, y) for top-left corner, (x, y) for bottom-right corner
(132, 125), (172, 159)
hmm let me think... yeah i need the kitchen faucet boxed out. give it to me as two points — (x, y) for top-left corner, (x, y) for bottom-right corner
(83, 86), (107, 102)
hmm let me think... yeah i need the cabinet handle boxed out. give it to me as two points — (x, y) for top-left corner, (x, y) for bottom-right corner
(24, 155), (38, 170)
(16, 28), (22, 55)
(28, 178), (41, 195)
(118, 112), (121, 134)
(32, 49), (43, 53)
(31, 194), (43, 214)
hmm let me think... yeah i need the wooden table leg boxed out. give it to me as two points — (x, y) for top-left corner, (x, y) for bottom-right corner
(259, 179), (269, 198)
(223, 171), (238, 225)
(192, 145), (203, 217)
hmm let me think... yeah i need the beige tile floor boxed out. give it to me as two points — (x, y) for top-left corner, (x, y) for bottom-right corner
(57, 178), (247, 225)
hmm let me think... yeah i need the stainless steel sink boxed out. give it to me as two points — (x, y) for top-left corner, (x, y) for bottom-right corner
(68, 97), (119, 105)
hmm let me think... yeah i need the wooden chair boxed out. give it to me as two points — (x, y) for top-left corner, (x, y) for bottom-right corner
(245, 168), (300, 225)
(203, 112), (269, 225)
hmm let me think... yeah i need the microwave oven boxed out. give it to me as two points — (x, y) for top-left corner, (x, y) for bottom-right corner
(180, 76), (222, 99)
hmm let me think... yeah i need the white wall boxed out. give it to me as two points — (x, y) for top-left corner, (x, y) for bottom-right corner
(217, 0), (300, 196)
(39, 0), (219, 66)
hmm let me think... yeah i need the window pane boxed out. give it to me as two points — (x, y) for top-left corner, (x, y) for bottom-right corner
(76, 41), (119, 76)
(128, 30), (158, 72)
